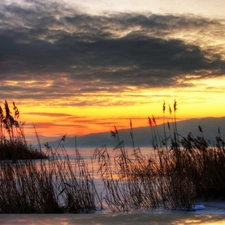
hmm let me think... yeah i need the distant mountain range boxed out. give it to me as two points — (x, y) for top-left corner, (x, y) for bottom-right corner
(35, 117), (225, 148)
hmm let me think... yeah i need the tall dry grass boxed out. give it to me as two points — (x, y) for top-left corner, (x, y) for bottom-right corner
(0, 101), (47, 160)
(0, 101), (100, 213)
(1, 100), (225, 213)
(93, 100), (225, 212)
(0, 138), (101, 213)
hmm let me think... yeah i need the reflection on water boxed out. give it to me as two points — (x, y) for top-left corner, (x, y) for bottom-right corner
(64, 146), (153, 172)
(0, 214), (225, 225)
(173, 215), (225, 225)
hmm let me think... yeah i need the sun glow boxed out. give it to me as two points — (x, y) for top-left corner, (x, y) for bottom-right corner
(9, 74), (225, 142)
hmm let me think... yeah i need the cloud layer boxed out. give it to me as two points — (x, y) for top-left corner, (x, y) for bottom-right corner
(1, 0), (225, 106)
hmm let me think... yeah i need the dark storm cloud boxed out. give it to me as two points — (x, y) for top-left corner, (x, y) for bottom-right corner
(0, 0), (225, 102)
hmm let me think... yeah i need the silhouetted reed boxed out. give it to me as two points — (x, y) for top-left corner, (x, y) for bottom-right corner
(93, 100), (225, 212)
(0, 137), (100, 213)
(0, 101), (47, 160)
(1, 100), (225, 213)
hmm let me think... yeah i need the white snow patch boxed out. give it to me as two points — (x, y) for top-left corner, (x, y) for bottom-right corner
(190, 205), (206, 211)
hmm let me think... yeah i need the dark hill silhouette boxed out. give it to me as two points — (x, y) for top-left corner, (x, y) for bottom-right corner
(44, 117), (225, 148)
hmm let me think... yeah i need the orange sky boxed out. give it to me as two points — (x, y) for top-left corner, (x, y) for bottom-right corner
(12, 79), (225, 142)
(1, 0), (225, 143)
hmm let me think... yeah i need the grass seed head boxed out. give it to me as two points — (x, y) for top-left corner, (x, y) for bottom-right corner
(174, 100), (177, 112)
(163, 101), (166, 113)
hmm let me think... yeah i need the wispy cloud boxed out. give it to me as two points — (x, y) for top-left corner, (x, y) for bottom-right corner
(25, 112), (75, 117)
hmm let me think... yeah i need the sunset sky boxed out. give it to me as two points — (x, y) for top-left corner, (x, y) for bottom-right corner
(1, 0), (225, 141)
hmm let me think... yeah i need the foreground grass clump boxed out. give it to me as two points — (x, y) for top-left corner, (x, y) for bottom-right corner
(179, 131), (225, 200)
(0, 139), (100, 213)
(93, 100), (225, 212)
(0, 101), (47, 160)
(1, 100), (225, 213)
(0, 101), (101, 213)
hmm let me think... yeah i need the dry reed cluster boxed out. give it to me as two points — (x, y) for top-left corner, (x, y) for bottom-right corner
(93, 100), (225, 212)
(0, 100), (225, 213)
(0, 138), (100, 213)
(0, 101), (47, 160)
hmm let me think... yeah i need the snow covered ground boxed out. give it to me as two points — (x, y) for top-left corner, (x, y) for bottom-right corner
(94, 201), (225, 215)
(0, 212), (225, 225)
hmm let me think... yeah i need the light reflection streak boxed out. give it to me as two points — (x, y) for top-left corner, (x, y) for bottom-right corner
(0, 214), (225, 225)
